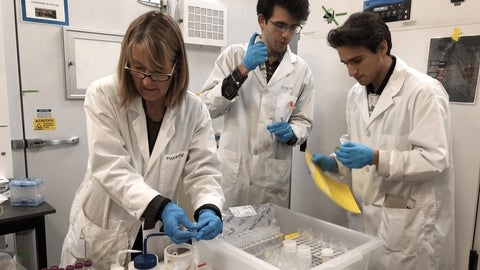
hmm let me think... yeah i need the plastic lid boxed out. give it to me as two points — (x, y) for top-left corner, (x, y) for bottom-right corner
(134, 253), (157, 269)
(74, 262), (84, 269)
(65, 265), (74, 270)
(84, 260), (93, 267)
(282, 239), (297, 252)
(10, 177), (43, 186)
(297, 244), (312, 258)
(321, 247), (334, 256)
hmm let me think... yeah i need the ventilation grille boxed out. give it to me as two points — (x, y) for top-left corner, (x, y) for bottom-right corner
(181, 0), (227, 47)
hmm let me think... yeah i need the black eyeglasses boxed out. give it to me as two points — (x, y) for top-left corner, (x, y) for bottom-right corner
(124, 61), (177, 82)
(269, 20), (302, 34)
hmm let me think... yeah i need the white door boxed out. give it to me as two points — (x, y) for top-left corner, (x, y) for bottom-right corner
(2, 0), (153, 265)
(4, 1), (89, 266)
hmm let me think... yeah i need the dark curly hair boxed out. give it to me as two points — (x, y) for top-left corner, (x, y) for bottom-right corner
(256, 0), (310, 24)
(327, 11), (392, 55)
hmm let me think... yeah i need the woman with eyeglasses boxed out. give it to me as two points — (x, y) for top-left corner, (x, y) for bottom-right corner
(60, 11), (224, 269)
(200, 0), (313, 208)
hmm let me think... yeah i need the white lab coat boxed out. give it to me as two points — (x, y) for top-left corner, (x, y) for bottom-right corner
(200, 43), (314, 208)
(60, 75), (224, 269)
(342, 58), (455, 270)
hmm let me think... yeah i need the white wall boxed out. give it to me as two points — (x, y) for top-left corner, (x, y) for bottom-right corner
(292, 1), (480, 270)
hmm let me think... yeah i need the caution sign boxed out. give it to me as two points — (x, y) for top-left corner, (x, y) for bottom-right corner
(34, 118), (56, 131)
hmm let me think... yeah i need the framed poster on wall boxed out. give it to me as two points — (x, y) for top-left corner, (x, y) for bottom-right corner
(427, 35), (480, 104)
(21, 0), (69, 26)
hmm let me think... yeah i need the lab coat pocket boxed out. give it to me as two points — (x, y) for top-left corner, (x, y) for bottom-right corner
(265, 159), (291, 202)
(379, 205), (425, 254)
(218, 148), (241, 188)
(80, 219), (133, 269)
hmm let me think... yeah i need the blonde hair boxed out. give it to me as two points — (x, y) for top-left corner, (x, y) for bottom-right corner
(117, 11), (189, 109)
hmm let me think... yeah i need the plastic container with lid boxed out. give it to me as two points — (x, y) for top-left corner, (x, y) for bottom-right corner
(296, 244), (312, 270)
(127, 233), (165, 270)
(9, 177), (45, 206)
(280, 239), (297, 270)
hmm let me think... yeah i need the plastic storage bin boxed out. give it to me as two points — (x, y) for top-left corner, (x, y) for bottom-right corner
(9, 178), (45, 206)
(197, 204), (381, 270)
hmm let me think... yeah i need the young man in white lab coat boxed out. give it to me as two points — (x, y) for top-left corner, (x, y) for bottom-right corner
(200, 0), (314, 208)
(311, 12), (455, 270)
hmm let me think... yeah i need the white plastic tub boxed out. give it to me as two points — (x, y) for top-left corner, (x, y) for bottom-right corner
(198, 204), (381, 270)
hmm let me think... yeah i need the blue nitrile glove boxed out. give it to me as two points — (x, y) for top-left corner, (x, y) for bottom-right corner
(334, 141), (374, 169)
(160, 202), (196, 244)
(194, 209), (223, 241)
(241, 32), (268, 71)
(266, 121), (294, 143)
(311, 153), (337, 171)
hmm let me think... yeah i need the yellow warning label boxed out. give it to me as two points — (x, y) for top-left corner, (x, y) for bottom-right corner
(33, 118), (56, 131)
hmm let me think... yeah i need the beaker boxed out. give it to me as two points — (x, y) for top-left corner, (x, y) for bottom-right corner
(81, 219), (133, 270)
(163, 243), (196, 270)
(339, 134), (350, 144)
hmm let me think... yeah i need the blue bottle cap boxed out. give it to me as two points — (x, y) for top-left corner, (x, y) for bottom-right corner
(134, 254), (157, 269)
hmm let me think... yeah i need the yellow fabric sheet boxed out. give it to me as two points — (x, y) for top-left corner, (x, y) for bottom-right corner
(305, 151), (361, 214)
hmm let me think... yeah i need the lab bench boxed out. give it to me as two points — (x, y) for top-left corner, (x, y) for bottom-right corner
(0, 200), (56, 269)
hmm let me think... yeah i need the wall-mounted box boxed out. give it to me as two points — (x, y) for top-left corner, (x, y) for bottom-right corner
(63, 28), (123, 99)
(178, 0), (227, 47)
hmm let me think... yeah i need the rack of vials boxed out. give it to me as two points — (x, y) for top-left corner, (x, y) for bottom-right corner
(197, 203), (382, 270)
